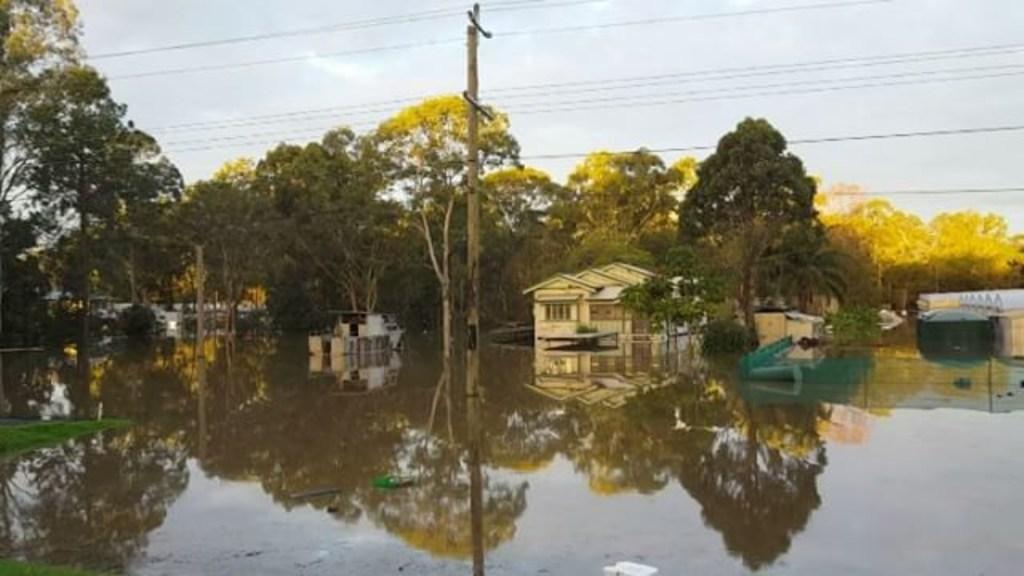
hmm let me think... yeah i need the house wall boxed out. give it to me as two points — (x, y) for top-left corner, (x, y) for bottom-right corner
(533, 287), (588, 340)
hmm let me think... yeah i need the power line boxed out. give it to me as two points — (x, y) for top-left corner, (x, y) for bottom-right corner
(143, 42), (1024, 135)
(162, 122), (1024, 157)
(89, 0), (603, 60)
(518, 124), (1024, 160)
(488, 44), (1024, 97)
(107, 37), (464, 81)
(506, 69), (1024, 116)
(105, 0), (891, 81)
(831, 187), (1024, 196)
(499, 0), (891, 38)
(504, 63), (1024, 109)
(154, 65), (1024, 147)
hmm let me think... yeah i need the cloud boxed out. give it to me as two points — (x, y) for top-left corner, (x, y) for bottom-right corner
(303, 53), (377, 82)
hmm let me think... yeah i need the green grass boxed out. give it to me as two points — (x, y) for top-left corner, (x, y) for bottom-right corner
(0, 560), (107, 576)
(0, 419), (132, 457)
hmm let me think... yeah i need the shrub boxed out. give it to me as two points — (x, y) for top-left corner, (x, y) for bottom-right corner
(576, 324), (599, 334)
(828, 306), (881, 345)
(702, 319), (751, 355)
(118, 305), (157, 339)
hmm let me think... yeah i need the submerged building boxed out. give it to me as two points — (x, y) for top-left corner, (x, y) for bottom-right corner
(917, 290), (1024, 359)
(522, 262), (667, 349)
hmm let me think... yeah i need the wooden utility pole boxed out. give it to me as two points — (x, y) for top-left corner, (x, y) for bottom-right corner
(465, 3), (491, 399)
(195, 244), (205, 346)
(466, 4), (482, 400)
(465, 6), (491, 576)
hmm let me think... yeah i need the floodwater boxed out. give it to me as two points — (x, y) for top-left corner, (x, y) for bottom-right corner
(2, 335), (1024, 575)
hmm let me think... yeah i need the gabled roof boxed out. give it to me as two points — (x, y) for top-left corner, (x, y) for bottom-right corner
(522, 273), (603, 295)
(574, 268), (628, 287)
(600, 262), (656, 278)
(595, 262), (655, 286)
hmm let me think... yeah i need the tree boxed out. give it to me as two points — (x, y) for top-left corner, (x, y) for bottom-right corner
(763, 224), (848, 312)
(1, 0), (80, 206)
(621, 246), (725, 335)
(255, 130), (401, 317)
(374, 95), (519, 360)
(0, 0), (80, 338)
(0, 213), (47, 345)
(823, 198), (929, 307)
(481, 166), (564, 321)
(178, 159), (267, 338)
(20, 66), (180, 345)
(566, 150), (686, 242)
(681, 118), (817, 327)
(929, 211), (1017, 290)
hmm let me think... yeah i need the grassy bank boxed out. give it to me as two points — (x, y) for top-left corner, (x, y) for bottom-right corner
(0, 420), (131, 457)
(0, 560), (105, 575)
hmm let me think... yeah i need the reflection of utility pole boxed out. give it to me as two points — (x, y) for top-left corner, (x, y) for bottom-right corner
(197, 345), (208, 459)
(195, 243), (209, 457)
(467, 387), (485, 576)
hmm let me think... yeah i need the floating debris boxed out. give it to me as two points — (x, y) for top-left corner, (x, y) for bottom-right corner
(289, 487), (345, 500)
(372, 475), (416, 490)
(603, 561), (659, 576)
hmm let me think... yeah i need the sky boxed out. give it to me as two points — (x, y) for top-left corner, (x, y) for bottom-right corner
(75, 0), (1024, 231)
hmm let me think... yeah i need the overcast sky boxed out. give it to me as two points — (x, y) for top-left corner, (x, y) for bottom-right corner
(76, 0), (1024, 231)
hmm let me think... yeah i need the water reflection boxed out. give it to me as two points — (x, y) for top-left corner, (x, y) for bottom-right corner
(0, 336), (1022, 573)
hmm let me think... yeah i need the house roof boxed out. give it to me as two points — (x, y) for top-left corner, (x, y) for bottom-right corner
(522, 273), (603, 295)
(588, 286), (626, 301)
(574, 268), (628, 287)
(600, 262), (656, 278)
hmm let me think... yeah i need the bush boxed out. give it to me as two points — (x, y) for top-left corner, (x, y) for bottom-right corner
(702, 319), (751, 355)
(576, 324), (599, 334)
(828, 306), (881, 345)
(118, 305), (157, 339)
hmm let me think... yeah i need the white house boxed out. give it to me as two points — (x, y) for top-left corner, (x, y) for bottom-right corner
(523, 262), (668, 348)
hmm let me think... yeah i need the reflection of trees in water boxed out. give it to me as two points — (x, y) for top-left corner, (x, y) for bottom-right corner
(548, 359), (828, 570)
(0, 340), (831, 569)
(358, 433), (527, 558)
(0, 428), (188, 572)
(676, 399), (827, 570)
(191, 342), (531, 559)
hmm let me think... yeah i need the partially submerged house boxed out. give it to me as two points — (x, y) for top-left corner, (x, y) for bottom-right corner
(523, 263), (666, 348)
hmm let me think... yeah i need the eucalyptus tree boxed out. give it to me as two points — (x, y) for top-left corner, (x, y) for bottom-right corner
(373, 95), (519, 358)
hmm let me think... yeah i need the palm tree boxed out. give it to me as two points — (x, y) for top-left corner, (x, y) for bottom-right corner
(765, 226), (848, 313)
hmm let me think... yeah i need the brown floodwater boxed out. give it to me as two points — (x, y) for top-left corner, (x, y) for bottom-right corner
(1, 336), (1024, 575)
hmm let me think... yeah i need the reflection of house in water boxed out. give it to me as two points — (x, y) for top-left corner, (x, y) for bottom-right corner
(309, 351), (402, 395)
(530, 342), (687, 408)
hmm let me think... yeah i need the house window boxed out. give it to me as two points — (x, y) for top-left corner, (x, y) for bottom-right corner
(544, 303), (573, 321)
(591, 304), (624, 321)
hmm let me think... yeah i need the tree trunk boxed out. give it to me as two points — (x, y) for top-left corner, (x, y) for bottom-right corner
(79, 209), (90, 353)
(442, 278), (452, 363)
(128, 244), (138, 304)
(740, 264), (755, 329)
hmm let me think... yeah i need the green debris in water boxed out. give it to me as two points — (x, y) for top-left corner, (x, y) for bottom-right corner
(372, 474), (416, 490)
(0, 420), (132, 457)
